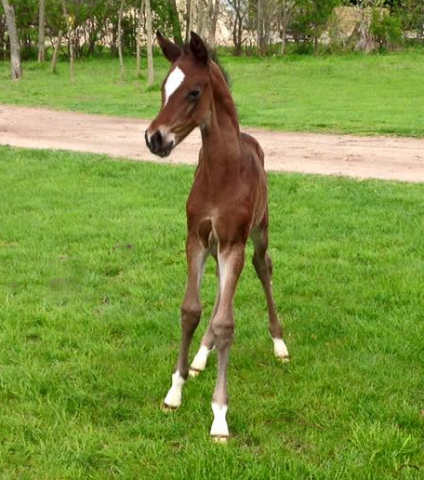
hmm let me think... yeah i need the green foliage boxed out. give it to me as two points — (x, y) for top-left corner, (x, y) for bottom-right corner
(10, 0), (39, 60)
(395, 0), (424, 41)
(1, 0), (181, 60)
(370, 11), (403, 50)
(2, 0), (424, 59)
(291, 0), (341, 49)
(1, 146), (424, 479)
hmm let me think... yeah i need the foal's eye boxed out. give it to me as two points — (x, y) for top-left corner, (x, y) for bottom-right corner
(187, 89), (201, 100)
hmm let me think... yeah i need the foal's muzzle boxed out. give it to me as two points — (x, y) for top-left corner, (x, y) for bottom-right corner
(145, 130), (174, 158)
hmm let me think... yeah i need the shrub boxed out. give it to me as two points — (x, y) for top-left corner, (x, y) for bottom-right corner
(370, 12), (403, 51)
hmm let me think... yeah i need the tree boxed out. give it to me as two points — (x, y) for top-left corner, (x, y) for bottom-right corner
(396, 0), (424, 41)
(167, 0), (183, 44)
(184, 0), (193, 42)
(257, 0), (263, 52)
(61, 0), (75, 82)
(0, 11), (6, 60)
(370, 8), (402, 49)
(117, 0), (125, 82)
(145, 0), (154, 86)
(294, 0), (341, 52)
(227, 0), (248, 55)
(136, 0), (145, 78)
(50, 28), (62, 73)
(350, 0), (385, 52)
(38, 0), (45, 61)
(208, 0), (220, 48)
(197, 0), (206, 38)
(1, 0), (22, 79)
(278, 0), (297, 54)
(257, 0), (278, 54)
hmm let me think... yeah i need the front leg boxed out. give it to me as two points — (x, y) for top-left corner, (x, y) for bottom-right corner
(163, 233), (208, 409)
(210, 242), (245, 441)
(190, 251), (220, 377)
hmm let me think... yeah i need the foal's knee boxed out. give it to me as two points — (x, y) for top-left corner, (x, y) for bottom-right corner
(212, 317), (234, 350)
(180, 302), (202, 333)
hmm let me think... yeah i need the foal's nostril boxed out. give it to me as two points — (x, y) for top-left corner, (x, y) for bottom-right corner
(146, 129), (173, 157)
(151, 131), (163, 152)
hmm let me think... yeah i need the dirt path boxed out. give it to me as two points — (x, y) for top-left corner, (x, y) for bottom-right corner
(1, 104), (424, 183)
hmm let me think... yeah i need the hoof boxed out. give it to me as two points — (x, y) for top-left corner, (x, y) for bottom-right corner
(212, 435), (229, 444)
(162, 403), (178, 412)
(189, 367), (202, 378)
(273, 338), (290, 363)
(276, 354), (290, 363)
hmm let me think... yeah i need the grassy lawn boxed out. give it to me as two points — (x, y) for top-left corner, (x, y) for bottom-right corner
(1, 51), (424, 136)
(1, 146), (424, 479)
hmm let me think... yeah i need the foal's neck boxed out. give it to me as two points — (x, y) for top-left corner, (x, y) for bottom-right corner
(200, 63), (241, 163)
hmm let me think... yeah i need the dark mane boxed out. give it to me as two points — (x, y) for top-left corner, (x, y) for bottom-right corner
(182, 43), (231, 87)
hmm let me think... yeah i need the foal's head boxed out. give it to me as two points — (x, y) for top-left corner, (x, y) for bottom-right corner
(145, 32), (214, 158)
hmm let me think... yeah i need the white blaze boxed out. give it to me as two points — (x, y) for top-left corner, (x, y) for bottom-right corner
(164, 67), (185, 106)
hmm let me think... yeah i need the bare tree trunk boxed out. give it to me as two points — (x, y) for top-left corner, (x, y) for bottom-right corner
(136, 0), (145, 78)
(280, 22), (287, 54)
(256, 0), (263, 54)
(168, 0), (183, 45)
(117, 0), (125, 82)
(208, 0), (219, 48)
(203, 0), (212, 41)
(1, 0), (22, 80)
(61, 0), (75, 82)
(355, 6), (375, 53)
(145, 0), (154, 86)
(198, 0), (206, 38)
(0, 15), (5, 60)
(38, 0), (45, 62)
(50, 29), (62, 73)
(185, 0), (193, 42)
(279, 0), (295, 56)
(87, 17), (95, 55)
(235, 11), (243, 55)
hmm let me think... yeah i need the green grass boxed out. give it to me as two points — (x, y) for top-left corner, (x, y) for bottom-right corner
(1, 51), (424, 136)
(1, 146), (424, 479)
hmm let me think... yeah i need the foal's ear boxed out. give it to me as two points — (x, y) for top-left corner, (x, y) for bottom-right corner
(189, 31), (209, 65)
(157, 31), (182, 63)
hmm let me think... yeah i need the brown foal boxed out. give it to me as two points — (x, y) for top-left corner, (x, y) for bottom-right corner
(145, 32), (289, 441)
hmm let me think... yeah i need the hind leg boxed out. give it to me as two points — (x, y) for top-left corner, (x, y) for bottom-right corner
(251, 221), (289, 362)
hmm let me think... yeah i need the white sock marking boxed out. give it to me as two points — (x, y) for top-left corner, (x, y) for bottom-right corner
(210, 403), (229, 437)
(190, 345), (211, 373)
(164, 370), (185, 408)
(273, 338), (289, 360)
(164, 67), (185, 106)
